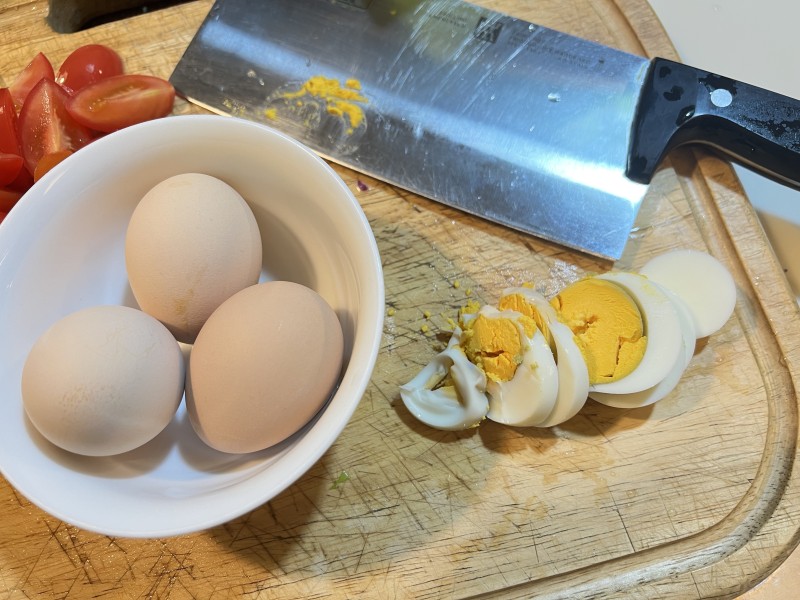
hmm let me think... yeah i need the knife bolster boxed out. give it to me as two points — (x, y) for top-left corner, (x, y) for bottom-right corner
(627, 58), (800, 188)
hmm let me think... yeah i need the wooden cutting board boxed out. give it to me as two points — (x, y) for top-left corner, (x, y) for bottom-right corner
(2, 1), (799, 598)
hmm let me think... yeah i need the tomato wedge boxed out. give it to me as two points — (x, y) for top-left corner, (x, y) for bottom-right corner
(33, 150), (72, 181)
(56, 44), (124, 93)
(0, 188), (22, 213)
(0, 153), (24, 187)
(9, 53), (55, 112)
(5, 165), (33, 193)
(0, 88), (22, 155)
(19, 79), (94, 175)
(67, 74), (175, 133)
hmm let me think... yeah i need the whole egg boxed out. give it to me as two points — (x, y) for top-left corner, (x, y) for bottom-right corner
(21, 305), (185, 456)
(125, 173), (263, 344)
(185, 281), (344, 454)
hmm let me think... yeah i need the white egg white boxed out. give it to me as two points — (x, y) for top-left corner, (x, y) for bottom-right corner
(640, 249), (736, 338)
(588, 272), (684, 396)
(536, 319), (591, 425)
(500, 288), (589, 426)
(399, 328), (489, 431)
(485, 317), (559, 427)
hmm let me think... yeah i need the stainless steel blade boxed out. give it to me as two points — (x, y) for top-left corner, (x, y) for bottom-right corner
(170, 0), (651, 259)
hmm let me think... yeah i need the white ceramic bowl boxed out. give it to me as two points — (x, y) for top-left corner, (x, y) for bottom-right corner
(0, 115), (384, 537)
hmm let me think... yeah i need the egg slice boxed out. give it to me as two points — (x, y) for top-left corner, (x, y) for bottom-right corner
(640, 249), (736, 338)
(475, 306), (559, 427)
(589, 282), (696, 408)
(588, 272), (684, 396)
(498, 288), (589, 426)
(399, 328), (489, 431)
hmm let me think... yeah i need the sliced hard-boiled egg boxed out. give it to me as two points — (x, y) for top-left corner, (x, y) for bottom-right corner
(537, 318), (591, 425)
(499, 288), (589, 426)
(588, 272), (684, 396)
(399, 249), (736, 432)
(399, 328), (488, 430)
(459, 305), (558, 427)
(479, 308), (559, 427)
(590, 282), (696, 408)
(640, 249), (736, 338)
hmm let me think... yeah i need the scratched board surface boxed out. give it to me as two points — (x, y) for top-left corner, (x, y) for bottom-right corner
(1, 0), (799, 598)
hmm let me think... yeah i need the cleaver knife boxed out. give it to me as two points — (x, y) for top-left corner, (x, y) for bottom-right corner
(169, 0), (800, 259)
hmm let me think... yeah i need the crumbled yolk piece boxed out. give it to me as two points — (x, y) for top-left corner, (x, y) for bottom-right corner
(461, 313), (537, 382)
(550, 278), (646, 384)
(281, 76), (367, 131)
(458, 299), (482, 328)
(497, 292), (553, 349)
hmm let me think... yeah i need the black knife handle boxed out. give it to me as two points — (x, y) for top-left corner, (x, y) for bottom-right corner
(627, 57), (800, 188)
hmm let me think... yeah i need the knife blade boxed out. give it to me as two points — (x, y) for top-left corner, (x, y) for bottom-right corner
(169, 0), (800, 259)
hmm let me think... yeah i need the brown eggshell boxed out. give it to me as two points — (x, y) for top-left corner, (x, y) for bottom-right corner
(185, 281), (344, 453)
(125, 173), (263, 344)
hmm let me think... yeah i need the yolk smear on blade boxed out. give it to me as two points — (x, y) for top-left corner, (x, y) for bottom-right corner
(280, 76), (367, 132)
(550, 278), (646, 384)
(498, 292), (553, 349)
(461, 313), (536, 383)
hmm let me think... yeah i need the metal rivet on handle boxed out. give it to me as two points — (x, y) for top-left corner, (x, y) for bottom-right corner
(710, 88), (733, 108)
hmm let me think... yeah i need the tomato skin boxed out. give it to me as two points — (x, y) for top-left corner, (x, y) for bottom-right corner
(0, 88), (22, 156)
(19, 79), (94, 175)
(0, 188), (22, 213)
(9, 53), (55, 112)
(56, 44), (124, 93)
(5, 164), (33, 193)
(67, 74), (175, 133)
(0, 153), (24, 187)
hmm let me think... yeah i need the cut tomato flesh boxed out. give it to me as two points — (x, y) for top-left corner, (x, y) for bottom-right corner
(67, 74), (175, 133)
(33, 150), (72, 182)
(9, 53), (55, 112)
(18, 79), (94, 175)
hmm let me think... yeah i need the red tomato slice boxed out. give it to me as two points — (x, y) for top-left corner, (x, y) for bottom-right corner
(19, 79), (94, 175)
(9, 53), (55, 112)
(0, 188), (22, 213)
(0, 88), (22, 155)
(56, 44), (124, 93)
(67, 74), (175, 133)
(0, 153), (23, 187)
(6, 163), (33, 193)
(33, 150), (72, 181)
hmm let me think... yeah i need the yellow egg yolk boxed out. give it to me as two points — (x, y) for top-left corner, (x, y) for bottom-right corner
(458, 299), (482, 328)
(550, 278), (646, 384)
(497, 292), (553, 349)
(461, 313), (537, 382)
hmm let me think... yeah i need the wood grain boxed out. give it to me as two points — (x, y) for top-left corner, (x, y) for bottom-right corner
(1, 1), (799, 598)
